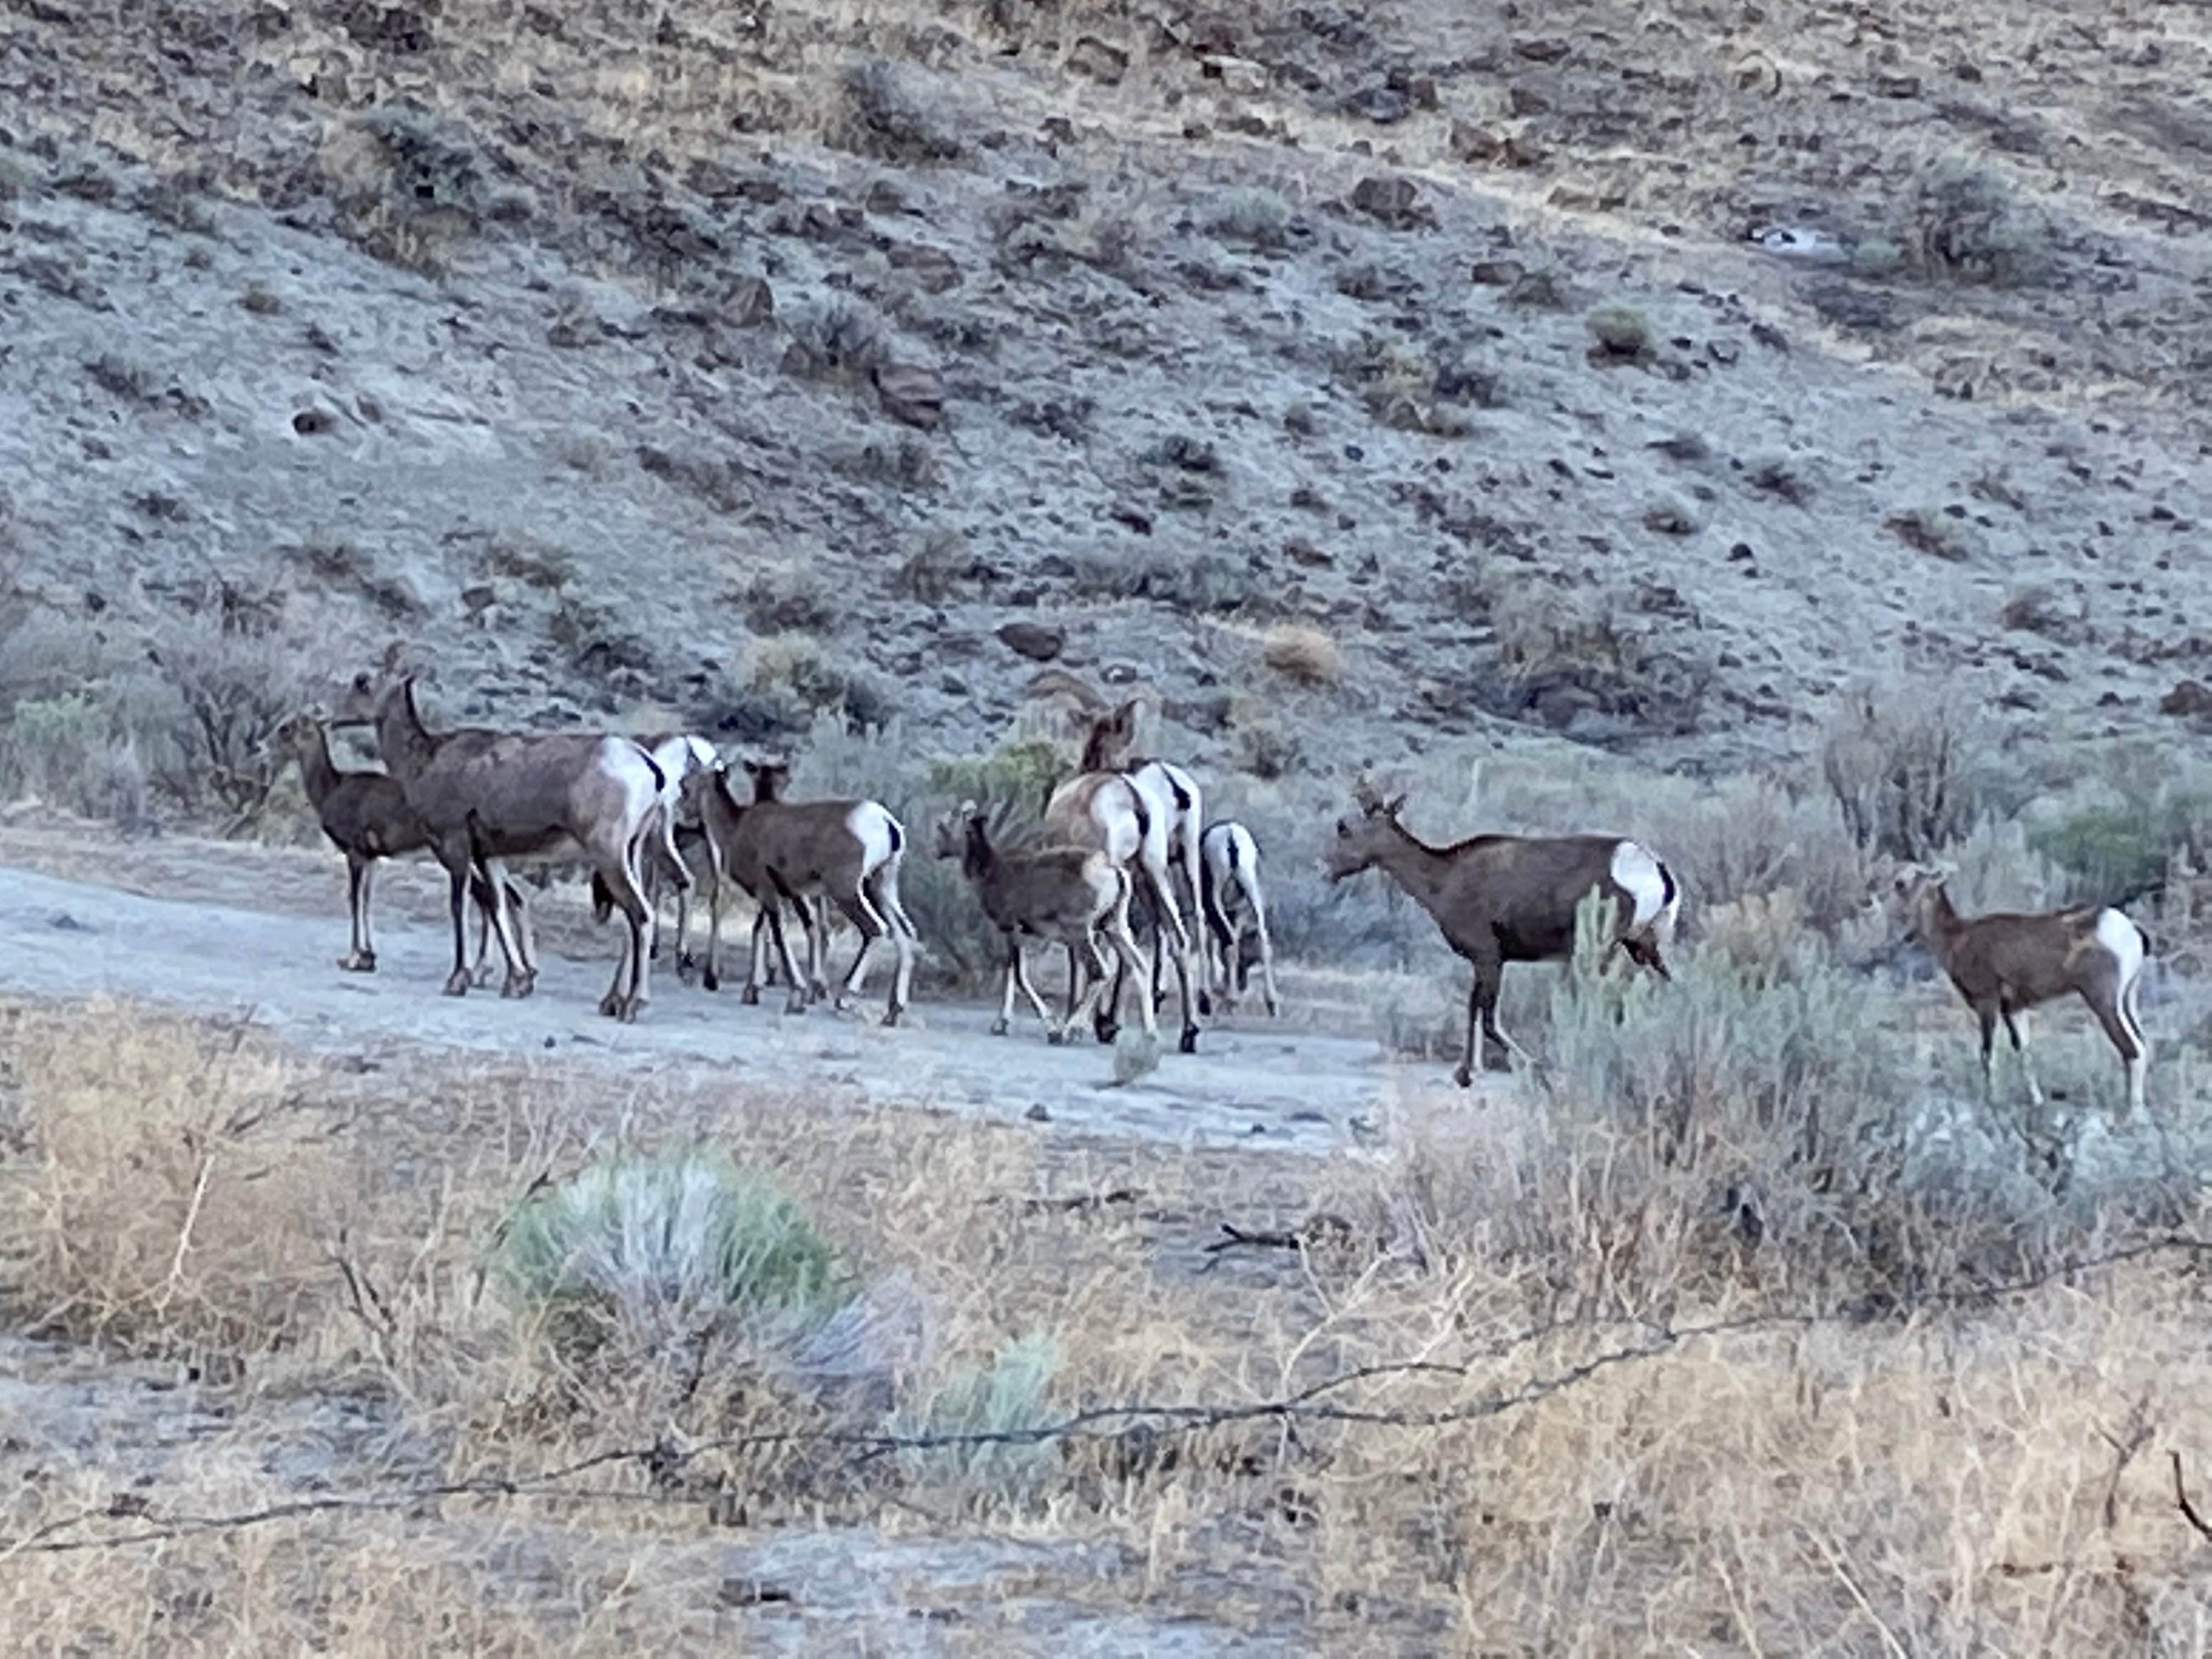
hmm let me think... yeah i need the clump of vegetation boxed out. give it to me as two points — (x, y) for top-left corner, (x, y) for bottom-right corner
(1906, 155), (2051, 287)
(748, 633), (893, 731)
(892, 527), (990, 602)
(834, 58), (962, 164)
(1206, 186), (1293, 250)
(737, 568), (842, 634)
(2, 1007), (332, 1354)
(1643, 493), (1702, 535)
(1584, 303), (1654, 362)
(898, 1333), (1063, 1508)
(1261, 623), (1341, 686)
(1367, 897), (2200, 1311)
(490, 1150), (846, 1357)
(1886, 505), (1984, 562)
(780, 298), (891, 387)
(1820, 685), (2001, 862)
(1489, 581), (1716, 736)
(1742, 450), (1816, 505)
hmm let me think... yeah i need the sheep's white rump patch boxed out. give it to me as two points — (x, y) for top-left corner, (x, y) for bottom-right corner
(1611, 840), (1671, 929)
(847, 801), (901, 871)
(2096, 907), (2146, 986)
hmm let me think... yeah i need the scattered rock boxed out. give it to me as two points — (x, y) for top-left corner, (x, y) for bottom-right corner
(1202, 54), (1268, 93)
(292, 407), (336, 436)
(2160, 680), (2212, 720)
(887, 242), (960, 294)
(873, 362), (945, 430)
(1513, 36), (1572, 61)
(1469, 258), (1524, 286)
(1025, 1102), (1052, 1122)
(725, 275), (775, 327)
(1341, 85), (1408, 123)
(996, 620), (1064, 662)
(1348, 173), (1434, 230)
(1067, 36), (1128, 84)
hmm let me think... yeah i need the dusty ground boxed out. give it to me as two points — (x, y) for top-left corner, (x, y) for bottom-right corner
(0, 819), (1499, 1154)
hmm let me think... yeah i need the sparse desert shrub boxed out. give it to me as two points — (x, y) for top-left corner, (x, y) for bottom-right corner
(1907, 155), (2051, 286)
(1261, 623), (1341, 686)
(899, 1333), (1062, 1506)
(1206, 186), (1292, 249)
(1584, 303), (1654, 361)
(749, 634), (891, 731)
(1997, 584), (2085, 642)
(1490, 582), (1716, 737)
(123, 617), (310, 826)
(1742, 450), (1815, 505)
(1642, 493), (1702, 535)
(318, 100), (516, 272)
(1, 1006), (336, 1353)
(830, 435), (941, 493)
(487, 534), (579, 590)
(781, 298), (892, 386)
(1820, 686), (2000, 862)
(1642, 772), (1870, 938)
(1068, 546), (1259, 612)
(737, 568), (842, 634)
(835, 58), (962, 164)
(891, 527), (988, 602)
(490, 1149), (846, 1358)
(1365, 902), (2202, 1310)
(1886, 505), (1983, 562)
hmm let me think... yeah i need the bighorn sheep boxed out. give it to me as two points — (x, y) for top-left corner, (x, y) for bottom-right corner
(1197, 819), (1281, 1017)
(1323, 783), (1679, 1087)
(1041, 701), (1203, 1053)
(681, 760), (917, 1025)
(270, 711), (530, 979)
(1878, 861), (2149, 1117)
(632, 730), (719, 970)
(334, 672), (679, 1020)
(934, 800), (1154, 1045)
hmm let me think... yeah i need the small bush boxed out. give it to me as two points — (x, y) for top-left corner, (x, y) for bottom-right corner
(1642, 493), (1702, 535)
(1206, 187), (1292, 250)
(491, 1150), (845, 1357)
(1261, 623), (1341, 686)
(891, 528), (989, 602)
(1490, 582), (1716, 736)
(1820, 686), (1999, 862)
(836, 58), (962, 164)
(1908, 156), (2050, 287)
(1584, 303), (1653, 360)
(737, 568), (841, 634)
(1742, 450), (1815, 505)
(781, 298), (891, 386)
(899, 1333), (1062, 1507)
(1886, 505), (1983, 563)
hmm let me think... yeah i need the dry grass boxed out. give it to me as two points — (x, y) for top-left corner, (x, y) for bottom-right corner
(2, 991), (2209, 1651)
(1259, 623), (1341, 687)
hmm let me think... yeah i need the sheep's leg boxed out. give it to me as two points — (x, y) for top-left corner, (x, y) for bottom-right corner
(1013, 942), (1060, 1037)
(1198, 874), (1237, 1017)
(1460, 959), (1525, 1086)
(701, 877), (724, 993)
(1094, 939), (1125, 1046)
(2001, 1005), (2044, 1107)
(1973, 1002), (2000, 1099)
(992, 938), (1022, 1037)
(757, 895), (810, 1015)
(439, 850), (475, 997)
(743, 896), (769, 1005)
(673, 873), (694, 983)
(2086, 984), (2149, 1121)
(474, 855), (534, 1000)
(340, 852), (376, 972)
(593, 842), (652, 1022)
(871, 860), (918, 1028)
(1245, 884), (1282, 1018)
(1061, 933), (1115, 1044)
(1064, 943), (1084, 1026)
(1101, 888), (1159, 1040)
(809, 894), (834, 1003)
(828, 889), (888, 1015)
(1139, 856), (1202, 1054)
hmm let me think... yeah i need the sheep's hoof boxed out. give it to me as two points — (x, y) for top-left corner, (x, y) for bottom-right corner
(1094, 1020), (1119, 1046)
(1266, 998), (1282, 1018)
(739, 985), (759, 1006)
(989, 1018), (1011, 1037)
(599, 990), (623, 1017)
(881, 1008), (902, 1029)
(442, 971), (471, 997)
(783, 995), (808, 1017)
(702, 967), (720, 992)
(617, 997), (644, 1024)
(1451, 1064), (1475, 1089)
(337, 950), (376, 973)
(676, 955), (696, 985)
(1047, 1028), (1069, 1046)
(1178, 1026), (1199, 1056)
(1196, 991), (1213, 1017)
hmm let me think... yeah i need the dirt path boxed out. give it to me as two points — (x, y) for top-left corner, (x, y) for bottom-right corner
(0, 850), (1493, 1154)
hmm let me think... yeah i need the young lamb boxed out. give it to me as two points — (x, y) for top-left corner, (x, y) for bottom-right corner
(934, 801), (1154, 1045)
(1880, 861), (2149, 1117)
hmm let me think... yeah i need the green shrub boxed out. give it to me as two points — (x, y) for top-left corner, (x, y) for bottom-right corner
(490, 1150), (846, 1355)
(900, 1332), (1062, 1506)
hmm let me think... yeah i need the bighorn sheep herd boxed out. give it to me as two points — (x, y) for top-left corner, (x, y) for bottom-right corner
(280, 665), (2155, 1115)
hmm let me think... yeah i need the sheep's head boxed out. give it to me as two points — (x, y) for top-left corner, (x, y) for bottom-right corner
(1077, 699), (1143, 771)
(268, 709), (323, 756)
(330, 669), (413, 729)
(933, 798), (984, 861)
(741, 757), (793, 803)
(678, 759), (723, 818)
(1325, 782), (1409, 881)
(1868, 857), (1955, 939)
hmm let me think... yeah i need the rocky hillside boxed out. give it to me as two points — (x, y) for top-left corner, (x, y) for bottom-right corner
(3, 0), (2211, 812)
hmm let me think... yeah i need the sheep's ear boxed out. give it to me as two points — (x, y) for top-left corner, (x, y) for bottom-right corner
(1385, 792), (1408, 818)
(740, 759), (763, 776)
